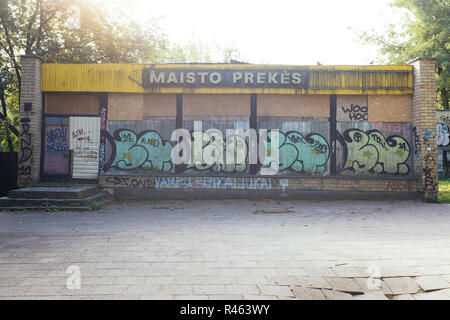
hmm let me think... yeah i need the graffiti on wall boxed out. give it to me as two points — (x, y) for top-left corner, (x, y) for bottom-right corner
(46, 126), (68, 151)
(42, 118), (70, 176)
(262, 130), (330, 173)
(439, 114), (450, 125)
(421, 129), (438, 192)
(68, 117), (102, 179)
(437, 123), (449, 147)
(374, 123), (411, 139)
(109, 129), (173, 172)
(341, 129), (411, 175)
(413, 127), (421, 155)
(104, 124), (414, 177)
(103, 175), (289, 191)
(340, 104), (368, 121)
(99, 106), (107, 173)
(71, 128), (93, 146)
(386, 180), (413, 192)
(18, 118), (32, 185)
(43, 152), (70, 175)
(438, 150), (444, 171)
(187, 130), (248, 173)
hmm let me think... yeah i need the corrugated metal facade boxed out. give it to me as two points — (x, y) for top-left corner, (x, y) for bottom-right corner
(41, 64), (413, 95)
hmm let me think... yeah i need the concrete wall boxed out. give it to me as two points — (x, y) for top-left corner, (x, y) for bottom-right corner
(100, 174), (419, 200)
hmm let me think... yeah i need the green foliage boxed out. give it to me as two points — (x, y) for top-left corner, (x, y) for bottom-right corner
(0, 0), (171, 64)
(0, 60), (19, 152)
(358, 0), (449, 108)
(44, 201), (62, 212)
(0, 0), (245, 151)
(0, 87), (19, 152)
(164, 34), (245, 63)
(87, 199), (105, 211)
(438, 179), (450, 203)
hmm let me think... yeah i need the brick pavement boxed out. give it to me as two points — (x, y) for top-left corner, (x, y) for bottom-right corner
(0, 199), (450, 300)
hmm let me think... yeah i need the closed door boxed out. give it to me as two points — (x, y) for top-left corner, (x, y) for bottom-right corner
(69, 117), (101, 179)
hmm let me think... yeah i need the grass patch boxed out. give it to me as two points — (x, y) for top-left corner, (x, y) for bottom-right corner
(44, 201), (62, 212)
(439, 179), (450, 203)
(87, 199), (106, 211)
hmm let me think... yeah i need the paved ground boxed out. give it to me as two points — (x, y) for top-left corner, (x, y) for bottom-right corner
(0, 199), (450, 300)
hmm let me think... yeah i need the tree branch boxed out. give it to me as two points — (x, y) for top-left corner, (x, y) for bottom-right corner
(0, 92), (17, 151)
(0, 21), (22, 85)
(35, 0), (44, 51)
(25, 0), (41, 54)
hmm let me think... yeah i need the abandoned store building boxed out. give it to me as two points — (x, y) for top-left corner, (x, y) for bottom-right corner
(17, 55), (439, 201)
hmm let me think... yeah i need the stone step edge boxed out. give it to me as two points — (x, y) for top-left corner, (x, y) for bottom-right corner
(0, 193), (108, 204)
(8, 186), (101, 199)
(0, 206), (92, 212)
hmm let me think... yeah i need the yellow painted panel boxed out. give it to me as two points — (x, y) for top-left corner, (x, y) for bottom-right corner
(42, 63), (413, 95)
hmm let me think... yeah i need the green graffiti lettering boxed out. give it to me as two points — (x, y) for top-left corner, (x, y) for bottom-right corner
(343, 129), (410, 175)
(263, 131), (330, 173)
(111, 129), (173, 172)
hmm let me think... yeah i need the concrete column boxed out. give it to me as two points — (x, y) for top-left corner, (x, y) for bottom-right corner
(408, 57), (438, 202)
(18, 54), (44, 187)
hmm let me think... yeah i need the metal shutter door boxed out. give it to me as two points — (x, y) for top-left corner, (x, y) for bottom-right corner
(69, 117), (101, 179)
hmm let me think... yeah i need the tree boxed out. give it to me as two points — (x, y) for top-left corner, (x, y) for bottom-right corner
(0, 0), (170, 151)
(0, 57), (19, 152)
(0, 0), (246, 151)
(359, 0), (449, 109)
(165, 34), (246, 64)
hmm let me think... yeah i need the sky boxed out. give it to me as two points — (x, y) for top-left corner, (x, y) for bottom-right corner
(120, 0), (405, 65)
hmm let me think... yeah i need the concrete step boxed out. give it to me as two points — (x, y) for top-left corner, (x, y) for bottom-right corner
(8, 185), (99, 199)
(0, 192), (113, 212)
(0, 206), (92, 212)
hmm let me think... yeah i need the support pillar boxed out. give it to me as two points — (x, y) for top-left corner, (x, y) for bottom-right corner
(18, 54), (44, 187)
(408, 57), (438, 202)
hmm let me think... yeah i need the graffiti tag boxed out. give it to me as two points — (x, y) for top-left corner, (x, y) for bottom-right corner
(109, 129), (173, 172)
(46, 126), (68, 151)
(341, 104), (368, 121)
(262, 130), (330, 173)
(342, 129), (411, 175)
(437, 123), (449, 147)
(18, 118), (33, 185)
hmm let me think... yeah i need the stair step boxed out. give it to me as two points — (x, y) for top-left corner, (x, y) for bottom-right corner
(0, 206), (92, 212)
(0, 193), (112, 211)
(8, 186), (99, 199)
